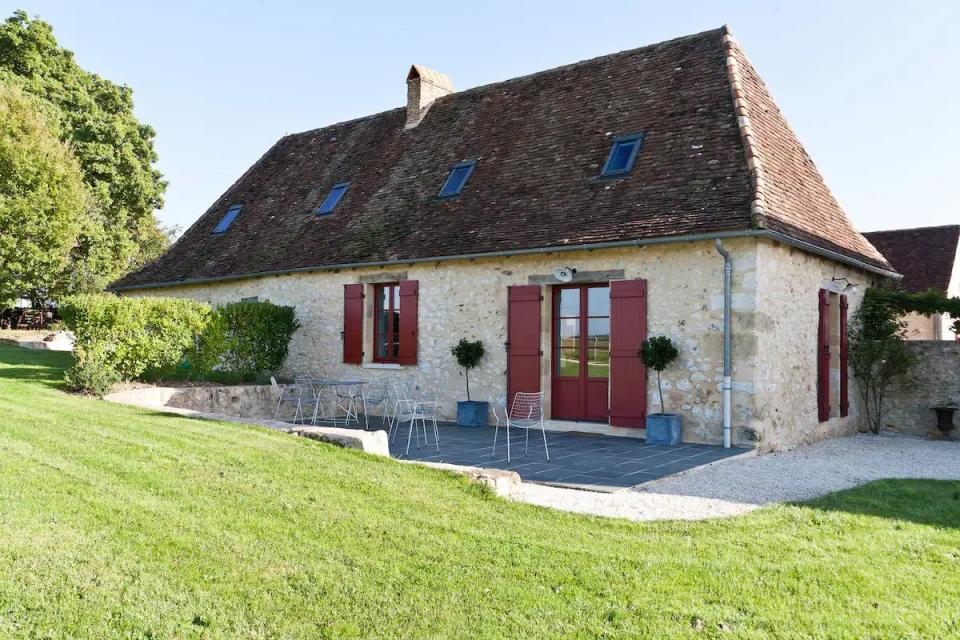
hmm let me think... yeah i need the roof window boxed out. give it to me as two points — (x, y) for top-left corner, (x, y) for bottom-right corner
(438, 160), (476, 197)
(317, 182), (350, 215)
(601, 133), (645, 177)
(213, 205), (242, 234)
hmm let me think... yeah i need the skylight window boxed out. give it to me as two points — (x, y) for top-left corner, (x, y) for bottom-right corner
(601, 133), (645, 177)
(213, 204), (242, 234)
(438, 160), (476, 198)
(317, 182), (349, 215)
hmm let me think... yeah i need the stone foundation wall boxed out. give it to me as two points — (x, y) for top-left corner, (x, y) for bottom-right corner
(882, 341), (960, 439)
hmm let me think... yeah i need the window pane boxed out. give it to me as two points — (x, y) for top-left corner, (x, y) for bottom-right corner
(558, 288), (580, 317)
(317, 183), (348, 214)
(439, 163), (475, 197)
(557, 319), (579, 349)
(587, 286), (610, 317)
(392, 307), (400, 358)
(607, 140), (636, 173)
(587, 319), (610, 378)
(376, 308), (389, 359)
(557, 348), (580, 377)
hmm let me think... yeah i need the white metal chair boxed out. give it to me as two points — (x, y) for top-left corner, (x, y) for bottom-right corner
(492, 391), (549, 462)
(386, 380), (416, 440)
(396, 396), (440, 456)
(271, 376), (305, 423)
(295, 376), (326, 425)
(363, 381), (390, 428)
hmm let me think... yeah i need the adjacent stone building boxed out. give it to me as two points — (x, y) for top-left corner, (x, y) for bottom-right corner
(863, 225), (960, 340)
(111, 27), (897, 451)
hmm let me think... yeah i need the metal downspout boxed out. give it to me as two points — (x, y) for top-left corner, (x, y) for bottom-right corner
(715, 239), (733, 448)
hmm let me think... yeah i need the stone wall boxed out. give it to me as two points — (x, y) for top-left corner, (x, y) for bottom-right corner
(123, 237), (880, 450)
(881, 341), (960, 439)
(751, 240), (881, 450)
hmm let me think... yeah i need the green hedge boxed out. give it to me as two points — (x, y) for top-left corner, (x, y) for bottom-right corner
(188, 301), (300, 382)
(61, 294), (299, 393)
(61, 294), (211, 394)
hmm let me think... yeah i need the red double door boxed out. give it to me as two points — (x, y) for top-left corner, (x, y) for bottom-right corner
(507, 280), (647, 427)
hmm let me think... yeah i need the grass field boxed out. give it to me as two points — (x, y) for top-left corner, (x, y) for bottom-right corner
(0, 343), (958, 638)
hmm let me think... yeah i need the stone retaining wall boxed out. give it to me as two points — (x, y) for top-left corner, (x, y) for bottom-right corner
(881, 341), (960, 439)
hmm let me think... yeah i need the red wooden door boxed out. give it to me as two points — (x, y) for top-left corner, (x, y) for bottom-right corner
(609, 279), (647, 427)
(507, 285), (542, 408)
(551, 284), (610, 421)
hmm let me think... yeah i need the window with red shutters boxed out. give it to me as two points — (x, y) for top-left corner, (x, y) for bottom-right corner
(343, 284), (364, 364)
(398, 280), (418, 365)
(507, 285), (542, 407)
(373, 282), (401, 363)
(817, 289), (831, 422)
(609, 279), (647, 427)
(840, 294), (849, 417)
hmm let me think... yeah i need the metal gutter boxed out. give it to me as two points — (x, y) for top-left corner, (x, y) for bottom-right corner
(109, 228), (898, 292)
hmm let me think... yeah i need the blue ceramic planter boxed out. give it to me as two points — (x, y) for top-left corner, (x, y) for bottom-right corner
(646, 413), (683, 445)
(457, 401), (489, 427)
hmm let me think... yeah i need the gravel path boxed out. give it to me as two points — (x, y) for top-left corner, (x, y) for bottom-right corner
(510, 433), (960, 521)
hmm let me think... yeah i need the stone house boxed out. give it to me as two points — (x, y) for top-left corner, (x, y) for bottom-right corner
(110, 27), (898, 451)
(863, 225), (960, 340)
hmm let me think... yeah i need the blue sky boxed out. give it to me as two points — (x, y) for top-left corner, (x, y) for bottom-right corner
(8, 0), (959, 234)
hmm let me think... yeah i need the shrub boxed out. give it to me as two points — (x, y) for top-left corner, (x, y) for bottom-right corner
(639, 336), (680, 415)
(191, 301), (300, 382)
(450, 339), (485, 401)
(849, 289), (917, 434)
(60, 293), (211, 393)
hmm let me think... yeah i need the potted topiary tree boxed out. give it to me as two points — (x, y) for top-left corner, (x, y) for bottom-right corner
(639, 336), (682, 444)
(451, 338), (488, 427)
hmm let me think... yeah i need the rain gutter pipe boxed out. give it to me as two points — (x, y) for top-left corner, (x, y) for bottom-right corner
(714, 239), (733, 449)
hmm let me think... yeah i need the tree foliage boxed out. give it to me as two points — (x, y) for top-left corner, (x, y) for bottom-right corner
(0, 78), (88, 304)
(639, 336), (679, 414)
(848, 289), (917, 434)
(451, 339), (485, 401)
(0, 10), (168, 294)
(868, 287), (960, 333)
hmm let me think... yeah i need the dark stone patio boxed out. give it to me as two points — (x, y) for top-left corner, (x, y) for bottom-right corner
(386, 421), (750, 492)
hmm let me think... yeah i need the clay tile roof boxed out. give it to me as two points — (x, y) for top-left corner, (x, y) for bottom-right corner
(111, 27), (889, 291)
(863, 226), (960, 293)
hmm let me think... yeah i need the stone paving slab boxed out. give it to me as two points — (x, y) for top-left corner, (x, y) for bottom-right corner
(384, 421), (751, 492)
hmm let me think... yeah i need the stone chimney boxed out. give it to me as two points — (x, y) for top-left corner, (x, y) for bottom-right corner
(405, 64), (454, 129)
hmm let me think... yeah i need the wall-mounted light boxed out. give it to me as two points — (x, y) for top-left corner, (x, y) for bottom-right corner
(831, 276), (858, 292)
(552, 267), (578, 283)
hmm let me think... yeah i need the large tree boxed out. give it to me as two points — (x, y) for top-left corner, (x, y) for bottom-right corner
(0, 77), (88, 305)
(0, 10), (169, 293)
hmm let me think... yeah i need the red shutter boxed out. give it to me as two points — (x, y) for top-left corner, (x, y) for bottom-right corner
(507, 285), (541, 407)
(609, 279), (647, 428)
(343, 284), (364, 364)
(817, 289), (831, 422)
(398, 280), (419, 365)
(839, 294), (849, 417)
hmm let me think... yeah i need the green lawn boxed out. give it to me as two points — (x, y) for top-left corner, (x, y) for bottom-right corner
(1, 344), (958, 638)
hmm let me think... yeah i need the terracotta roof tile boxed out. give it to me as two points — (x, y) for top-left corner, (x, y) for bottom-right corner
(111, 27), (887, 290)
(863, 226), (959, 292)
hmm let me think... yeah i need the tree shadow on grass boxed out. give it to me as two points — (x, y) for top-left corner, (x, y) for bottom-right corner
(801, 479), (960, 529)
(0, 344), (73, 388)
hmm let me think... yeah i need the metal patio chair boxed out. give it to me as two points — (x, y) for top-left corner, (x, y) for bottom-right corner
(295, 376), (326, 425)
(395, 396), (441, 456)
(271, 376), (305, 423)
(492, 391), (549, 462)
(363, 381), (391, 428)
